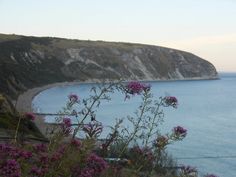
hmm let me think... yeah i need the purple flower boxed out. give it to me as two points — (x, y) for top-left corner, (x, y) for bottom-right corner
(0, 144), (12, 152)
(125, 81), (151, 96)
(0, 159), (21, 177)
(40, 154), (49, 163)
(24, 112), (36, 120)
(50, 145), (66, 161)
(63, 117), (72, 127)
(79, 168), (94, 177)
(57, 145), (66, 154)
(0, 144), (24, 160)
(19, 150), (32, 159)
(155, 135), (169, 149)
(61, 117), (73, 135)
(33, 143), (48, 153)
(85, 153), (108, 175)
(173, 126), (187, 138)
(142, 83), (151, 92)
(164, 96), (178, 108)
(204, 174), (219, 177)
(83, 121), (103, 138)
(181, 165), (197, 175)
(51, 152), (63, 161)
(130, 146), (154, 160)
(68, 94), (79, 102)
(71, 139), (81, 148)
(30, 166), (43, 176)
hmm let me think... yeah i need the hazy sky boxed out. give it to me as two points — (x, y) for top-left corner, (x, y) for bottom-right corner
(1, 0), (236, 71)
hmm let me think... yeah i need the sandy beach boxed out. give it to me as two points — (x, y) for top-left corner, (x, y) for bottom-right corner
(15, 79), (118, 136)
(16, 82), (75, 112)
(14, 76), (218, 137)
(15, 81), (91, 136)
(15, 79), (102, 113)
(15, 76), (219, 113)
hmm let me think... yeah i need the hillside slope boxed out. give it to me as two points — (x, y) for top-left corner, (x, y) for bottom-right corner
(0, 34), (218, 99)
(0, 94), (45, 140)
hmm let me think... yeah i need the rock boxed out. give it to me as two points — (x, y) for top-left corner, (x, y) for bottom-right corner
(0, 34), (218, 99)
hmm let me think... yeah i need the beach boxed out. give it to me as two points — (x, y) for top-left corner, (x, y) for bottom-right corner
(15, 79), (103, 113)
(15, 80), (106, 136)
(15, 76), (219, 113)
(15, 77), (218, 137)
(15, 81), (83, 136)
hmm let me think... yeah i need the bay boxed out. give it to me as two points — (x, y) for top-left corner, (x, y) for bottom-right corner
(32, 73), (236, 177)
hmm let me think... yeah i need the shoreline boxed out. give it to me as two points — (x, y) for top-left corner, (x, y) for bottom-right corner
(15, 76), (219, 113)
(14, 76), (219, 137)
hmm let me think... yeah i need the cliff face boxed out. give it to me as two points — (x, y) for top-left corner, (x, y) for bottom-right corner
(0, 34), (218, 99)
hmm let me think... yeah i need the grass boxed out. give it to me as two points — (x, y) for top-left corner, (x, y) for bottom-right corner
(0, 94), (45, 140)
(0, 33), (22, 43)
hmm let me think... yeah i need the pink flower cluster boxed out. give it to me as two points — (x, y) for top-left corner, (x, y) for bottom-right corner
(33, 143), (48, 153)
(68, 94), (79, 103)
(61, 117), (73, 135)
(0, 144), (41, 177)
(173, 126), (187, 138)
(24, 112), (36, 121)
(127, 146), (154, 172)
(0, 142), (69, 176)
(71, 139), (81, 148)
(63, 117), (72, 127)
(83, 121), (103, 138)
(155, 135), (169, 149)
(74, 153), (108, 177)
(164, 96), (178, 108)
(50, 145), (66, 162)
(32, 145), (67, 176)
(125, 81), (151, 96)
(30, 166), (44, 176)
(0, 159), (21, 177)
(0, 144), (32, 160)
(130, 146), (154, 161)
(79, 168), (94, 177)
(0, 140), (108, 177)
(82, 153), (108, 176)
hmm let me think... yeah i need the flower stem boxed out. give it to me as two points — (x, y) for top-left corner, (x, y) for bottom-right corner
(119, 92), (149, 157)
(14, 116), (22, 143)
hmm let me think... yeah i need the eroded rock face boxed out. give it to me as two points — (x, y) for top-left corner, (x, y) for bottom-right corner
(0, 34), (218, 99)
(63, 46), (217, 81)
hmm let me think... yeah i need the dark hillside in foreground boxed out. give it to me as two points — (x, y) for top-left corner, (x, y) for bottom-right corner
(0, 94), (45, 140)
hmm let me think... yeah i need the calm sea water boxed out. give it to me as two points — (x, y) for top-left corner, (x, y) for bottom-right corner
(33, 73), (236, 177)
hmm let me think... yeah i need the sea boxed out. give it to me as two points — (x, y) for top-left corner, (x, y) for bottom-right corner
(32, 73), (236, 177)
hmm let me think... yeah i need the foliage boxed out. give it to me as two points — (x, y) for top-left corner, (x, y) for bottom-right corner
(0, 94), (44, 139)
(0, 81), (218, 177)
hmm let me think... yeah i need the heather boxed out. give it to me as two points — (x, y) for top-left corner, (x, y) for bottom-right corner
(0, 81), (218, 177)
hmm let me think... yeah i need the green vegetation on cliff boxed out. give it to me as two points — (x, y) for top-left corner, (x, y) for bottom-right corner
(0, 33), (218, 100)
(0, 94), (44, 140)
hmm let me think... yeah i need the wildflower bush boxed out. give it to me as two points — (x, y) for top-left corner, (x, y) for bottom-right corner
(0, 81), (219, 177)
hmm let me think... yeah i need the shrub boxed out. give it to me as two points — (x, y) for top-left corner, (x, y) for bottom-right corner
(0, 81), (218, 177)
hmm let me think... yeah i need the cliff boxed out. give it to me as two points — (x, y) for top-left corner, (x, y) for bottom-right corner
(0, 34), (218, 99)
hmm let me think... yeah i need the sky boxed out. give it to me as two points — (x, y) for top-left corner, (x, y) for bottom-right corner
(0, 0), (236, 72)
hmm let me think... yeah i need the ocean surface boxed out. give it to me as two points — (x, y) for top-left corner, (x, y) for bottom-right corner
(32, 73), (236, 177)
